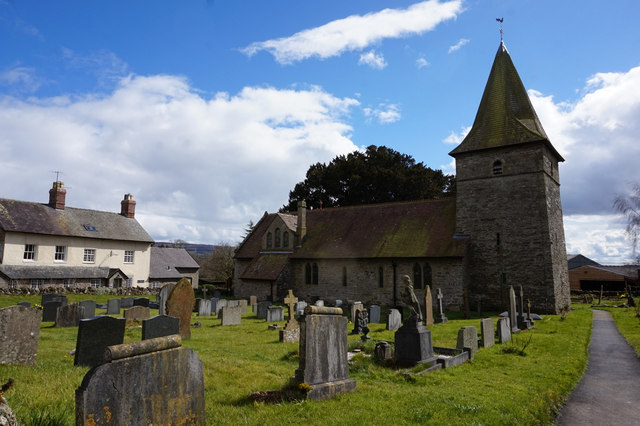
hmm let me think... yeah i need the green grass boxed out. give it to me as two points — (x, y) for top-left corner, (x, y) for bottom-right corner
(0, 296), (593, 425)
(602, 298), (640, 357)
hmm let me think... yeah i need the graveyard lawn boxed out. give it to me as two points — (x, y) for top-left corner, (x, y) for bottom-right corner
(601, 300), (640, 357)
(0, 296), (592, 425)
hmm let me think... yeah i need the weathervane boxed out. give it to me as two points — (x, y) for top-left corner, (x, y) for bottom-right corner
(496, 17), (504, 41)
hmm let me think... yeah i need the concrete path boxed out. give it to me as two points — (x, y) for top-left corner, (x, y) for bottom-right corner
(556, 309), (640, 425)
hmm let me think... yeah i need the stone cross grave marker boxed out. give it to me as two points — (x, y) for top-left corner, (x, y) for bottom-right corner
(424, 285), (434, 326)
(480, 318), (494, 348)
(75, 335), (205, 425)
(386, 309), (401, 331)
(456, 326), (479, 355)
(166, 278), (195, 339)
(293, 305), (356, 400)
(56, 303), (84, 327)
(435, 288), (448, 323)
(509, 286), (519, 333)
(74, 316), (126, 367)
(280, 290), (300, 342)
(0, 305), (41, 365)
(142, 315), (180, 340)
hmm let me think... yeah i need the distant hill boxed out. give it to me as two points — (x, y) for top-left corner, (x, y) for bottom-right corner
(153, 242), (218, 256)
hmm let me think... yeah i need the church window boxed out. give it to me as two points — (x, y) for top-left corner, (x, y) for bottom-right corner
(342, 266), (347, 287)
(492, 160), (503, 175)
(378, 267), (384, 288)
(266, 232), (272, 249)
(413, 263), (423, 289)
(424, 263), (432, 287)
(312, 263), (319, 285)
(283, 231), (289, 248)
(275, 228), (281, 248)
(305, 263), (311, 285)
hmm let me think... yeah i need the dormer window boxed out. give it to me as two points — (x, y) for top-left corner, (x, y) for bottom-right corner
(492, 160), (503, 175)
(266, 232), (272, 249)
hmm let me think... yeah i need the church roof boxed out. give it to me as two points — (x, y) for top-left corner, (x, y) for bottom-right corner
(449, 41), (563, 161)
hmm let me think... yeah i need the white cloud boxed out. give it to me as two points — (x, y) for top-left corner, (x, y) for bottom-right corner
(416, 57), (430, 68)
(563, 214), (633, 264)
(61, 48), (129, 82)
(448, 38), (469, 53)
(363, 103), (401, 124)
(442, 125), (471, 144)
(241, 0), (464, 64)
(0, 75), (360, 244)
(358, 50), (387, 69)
(0, 66), (40, 92)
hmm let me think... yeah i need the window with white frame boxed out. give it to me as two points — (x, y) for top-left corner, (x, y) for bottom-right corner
(9, 280), (18, 289)
(125, 278), (133, 288)
(83, 248), (96, 263)
(90, 279), (102, 288)
(23, 244), (37, 261)
(54, 246), (66, 262)
(30, 279), (44, 289)
(124, 250), (134, 263)
(152, 281), (161, 289)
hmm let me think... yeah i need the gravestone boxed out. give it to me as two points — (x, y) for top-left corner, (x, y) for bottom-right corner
(228, 300), (239, 308)
(78, 300), (96, 319)
(56, 303), (84, 327)
(17, 301), (31, 308)
(293, 306), (356, 400)
(238, 299), (248, 314)
(158, 284), (176, 316)
(194, 298), (202, 313)
(216, 299), (229, 316)
(42, 301), (62, 322)
(456, 326), (479, 355)
(386, 309), (401, 331)
(352, 309), (369, 335)
(374, 341), (393, 363)
(350, 302), (363, 322)
(107, 298), (121, 315)
(197, 299), (212, 316)
(124, 306), (150, 322)
(165, 278), (196, 339)
(368, 305), (381, 323)
(249, 295), (257, 305)
(517, 286), (531, 329)
(267, 306), (284, 322)
(280, 290), (300, 343)
(334, 300), (343, 307)
(527, 299), (536, 327)
(121, 297), (135, 308)
(480, 318), (494, 348)
(221, 306), (242, 326)
(210, 297), (219, 315)
(142, 315), (180, 340)
(509, 286), (520, 333)
(0, 305), (41, 365)
(256, 301), (270, 319)
(133, 297), (150, 308)
(424, 285), (434, 326)
(41, 293), (59, 305)
(75, 335), (205, 425)
(314, 300), (324, 307)
(497, 317), (512, 343)
(295, 301), (307, 316)
(395, 317), (437, 367)
(435, 288), (448, 323)
(74, 316), (126, 367)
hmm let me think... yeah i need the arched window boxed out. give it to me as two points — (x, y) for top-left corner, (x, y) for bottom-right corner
(378, 266), (384, 288)
(274, 228), (281, 248)
(283, 231), (289, 248)
(342, 266), (347, 287)
(492, 160), (503, 175)
(424, 263), (432, 287)
(312, 263), (319, 285)
(413, 263), (423, 289)
(266, 232), (272, 249)
(305, 263), (312, 285)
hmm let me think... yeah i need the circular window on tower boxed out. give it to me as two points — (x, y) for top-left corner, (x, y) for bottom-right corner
(492, 160), (503, 175)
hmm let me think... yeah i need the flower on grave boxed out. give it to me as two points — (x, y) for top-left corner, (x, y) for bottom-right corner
(297, 382), (312, 393)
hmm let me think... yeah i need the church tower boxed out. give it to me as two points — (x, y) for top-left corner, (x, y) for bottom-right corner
(450, 41), (570, 314)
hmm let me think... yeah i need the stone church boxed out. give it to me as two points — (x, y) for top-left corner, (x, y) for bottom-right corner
(234, 41), (571, 314)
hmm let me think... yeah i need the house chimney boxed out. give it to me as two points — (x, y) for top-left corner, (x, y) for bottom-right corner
(296, 200), (307, 245)
(120, 194), (136, 218)
(48, 181), (66, 210)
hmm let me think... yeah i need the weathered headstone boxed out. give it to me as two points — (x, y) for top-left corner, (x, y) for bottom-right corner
(395, 316), (437, 367)
(386, 309), (401, 331)
(0, 305), (41, 365)
(124, 306), (150, 322)
(374, 341), (393, 363)
(107, 298), (121, 315)
(78, 300), (96, 319)
(267, 306), (284, 322)
(41, 293), (59, 305)
(210, 297), (219, 315)
(295, 301), (307, 316)
(249, 295), (257, 305)
(194, 298), (202, 313)
(216, 299), (229, 316)
(497, 317), (512, 343)
(42, 301), (62, 322)
(435, 288), (448, 323)
(142, 315), (180, 340)
(350, 302), (363, 322)
(221, 305), (242, 326)
(314, 300), (324, 307)
(133, 297), (150, 308)
(256, 300), (270, 319)
(352, 309), (369, 335)
(480, 318), (494, 348)
(368, 305), (381, 323)
(456, 326), (479, 355)
(165, 278), (195, 339)
(509, 286), (520, 333)
(56, 303), (84, 327)
(238, 299), (248, 315)
(74, 316), (126, 367)
(121, 297), (135, 308)
(293, 306), (356, 400)
(527, 299), (535, 327)
(197, 299), (211, 317)
(280, 290), (300, 343)
(75, 335), (205, 425)
(158, 284), (176, 316)
(424, 285), (434, 326)
(227, 299), (239, 308)
(517, 286), (531, 329)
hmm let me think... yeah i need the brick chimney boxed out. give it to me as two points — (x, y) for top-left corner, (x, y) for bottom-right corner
(296, 200), (307, 246)
(120, 194), (136, 218)
(48, 181), (66, 210)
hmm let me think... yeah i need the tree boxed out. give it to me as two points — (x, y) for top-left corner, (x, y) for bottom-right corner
(242, 220), (255, 240)
(194, 244), (236, 284)
(281, 145), (455, 212)
(614, 183), (640, 261)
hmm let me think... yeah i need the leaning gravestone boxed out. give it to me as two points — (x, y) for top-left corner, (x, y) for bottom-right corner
(456, 326), (479, 355)
(221, 306), (242, 326)
(0, 305), (41, 365)
(75, 335), (205, 425)
(42, 301), (62, 322)
(267, 306), (284, 322)
(56, 303), (84, 327)
(158, 284), (176, 316)
(74, 316), (126, 367)
(165, 278), (195, 339)
(256, 301), (270, 319)
(435, 288), (448, 324)
(368, 305), (381, 324)
(386, 309), (401, 331)
(197, 299), (212, 317)
(497, 317), (512, 343)
(123, 306), (150, 322)
(480, 318), (494, 348)
(293, 305), (356, 400)
(142, 315), (180, 340)
(107, 298), (121, 315)
(78, 300), (96, 319)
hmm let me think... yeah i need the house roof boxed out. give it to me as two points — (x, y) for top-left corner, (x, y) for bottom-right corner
(0, 265), (126, 280)
(277, 212), (297, 231)
(567, 253), (601, 270)
(590, 265), (640, 279)
(449, 41), (563, 161)
(150, 247), (199, 279)
(0, 198), (153, 243)
(240, 253), (290, 281)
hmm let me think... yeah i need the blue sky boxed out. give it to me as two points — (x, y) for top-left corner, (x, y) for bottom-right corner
(1, 0), (639, 264)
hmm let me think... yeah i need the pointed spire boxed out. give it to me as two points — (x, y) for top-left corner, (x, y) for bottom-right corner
(450, 41), (563, 161)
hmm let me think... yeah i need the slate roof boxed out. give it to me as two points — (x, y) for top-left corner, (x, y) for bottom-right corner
(150, 247), (199, 279)
(240, 253), (290, 281)
(0, 265), (126, 280)
(567, 254), (601, 270)
(0, 199), (153, 243)
(589, 265), (640, 280)
(449, 41), (563, 161)
(278, 213), (297, 231)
